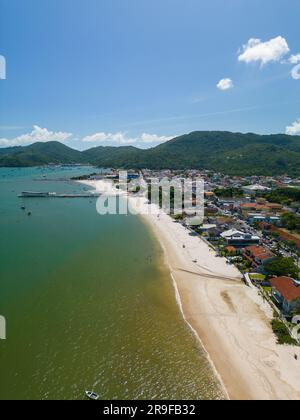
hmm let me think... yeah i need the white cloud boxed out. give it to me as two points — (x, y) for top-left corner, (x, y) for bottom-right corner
(289, 54), (300, 64)
(217, 78), (233, 91)
(82, 132), (173, 147)
(0, 125), (73, 147)
(0, 127), (174, 149)
(238, 36), (290, 66)
(286, 118), (300, 135)
(291, 63), (300, 80)
(82, 132), (136, 145)
(140, 133), (173, 144)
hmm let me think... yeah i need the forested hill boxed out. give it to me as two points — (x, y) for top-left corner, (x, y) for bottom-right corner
(1, 131), (300, 176)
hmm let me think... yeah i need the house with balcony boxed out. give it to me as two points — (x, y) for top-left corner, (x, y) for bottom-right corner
(243, 246), (275, 272)
(220, 229), (260, 247)
(270, 277), (300, 315)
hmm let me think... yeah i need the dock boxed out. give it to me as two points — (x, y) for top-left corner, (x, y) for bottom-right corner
(18, 191), (101, 198)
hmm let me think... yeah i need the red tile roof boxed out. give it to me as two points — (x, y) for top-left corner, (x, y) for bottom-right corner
(270, 277), (300, 302)
(266, 203), (282, 209)
(245, 246), (274, 261)
(226, 246), (236, 253)
(240, 203), (267, 209)
(240, 202), (282, 210)
(267, 226), (300, 250)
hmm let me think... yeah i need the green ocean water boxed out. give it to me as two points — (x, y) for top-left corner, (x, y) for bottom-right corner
(0, 167), (223, 400)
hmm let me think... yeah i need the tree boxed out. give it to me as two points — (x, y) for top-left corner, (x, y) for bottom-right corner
(265, 257), (300, 278)
(287, 240), (297, 250)
(271, 319), (297, 345)
(281, 213), (300, 233)
(214, 187), (244, 198)
(271, 232), (280, 239)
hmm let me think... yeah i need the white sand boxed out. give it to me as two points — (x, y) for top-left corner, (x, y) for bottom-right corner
(79, 180), (300, 400)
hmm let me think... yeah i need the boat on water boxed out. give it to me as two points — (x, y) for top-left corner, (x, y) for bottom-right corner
(85, 391), (100, 401)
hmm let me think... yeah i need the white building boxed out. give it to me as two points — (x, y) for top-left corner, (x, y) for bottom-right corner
(243, 185), (271, 195)
(221, 229), (260, 246)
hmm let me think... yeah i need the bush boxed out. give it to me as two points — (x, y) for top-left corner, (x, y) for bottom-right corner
(265, 257), (299, 278)
(271, 319), (297, 345)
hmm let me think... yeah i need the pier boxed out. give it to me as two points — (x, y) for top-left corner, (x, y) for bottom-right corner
(18, 191), (101, 198)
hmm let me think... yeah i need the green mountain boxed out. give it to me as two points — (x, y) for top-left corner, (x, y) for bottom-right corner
(0, 146), (22, 155)
(0, 141), (83, 167)
(81, 145), (143, 167)
(1, 131), (300, 176)
(146, 131), (300, 175)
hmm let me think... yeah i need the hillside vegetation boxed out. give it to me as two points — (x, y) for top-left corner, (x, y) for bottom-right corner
(1, 131), (300, 176)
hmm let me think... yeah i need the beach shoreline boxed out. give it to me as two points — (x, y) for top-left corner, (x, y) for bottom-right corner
(79, 179), (300, 401)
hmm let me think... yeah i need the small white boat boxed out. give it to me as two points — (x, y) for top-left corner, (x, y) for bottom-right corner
(85, 390), (100, 401)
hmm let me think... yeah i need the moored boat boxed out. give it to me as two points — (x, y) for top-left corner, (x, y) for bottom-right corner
(85, 390), (100, 400)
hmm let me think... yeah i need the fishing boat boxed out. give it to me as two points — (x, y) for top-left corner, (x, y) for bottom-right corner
(85, 391), (100, 401)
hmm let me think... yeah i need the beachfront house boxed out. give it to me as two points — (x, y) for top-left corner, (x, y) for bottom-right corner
(243, 246), (275, 272)
(198, 224), (218, 239)
(220, 229), (260, 247)
(271, 277), (300, 315)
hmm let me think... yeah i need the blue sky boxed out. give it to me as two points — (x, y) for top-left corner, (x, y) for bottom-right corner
(0, 0), (300, 149)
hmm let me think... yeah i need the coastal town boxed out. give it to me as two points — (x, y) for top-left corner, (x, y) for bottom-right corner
(157, 170), (300, 344)
(86, 168), (300, 347)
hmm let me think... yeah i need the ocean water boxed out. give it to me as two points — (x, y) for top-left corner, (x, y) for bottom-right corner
(0, 167), (223, 400)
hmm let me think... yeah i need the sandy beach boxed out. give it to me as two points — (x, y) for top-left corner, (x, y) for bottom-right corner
(80, 179), (300, 400)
